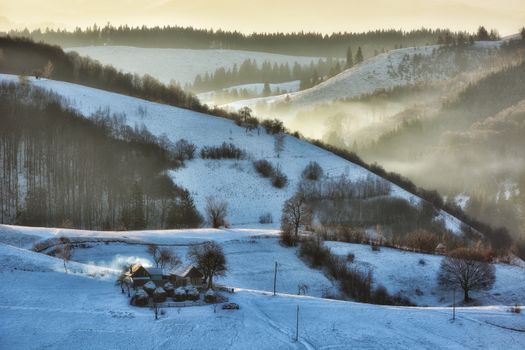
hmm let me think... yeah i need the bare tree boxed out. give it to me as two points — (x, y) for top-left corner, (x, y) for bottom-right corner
(438, 248), (495, 302)
(147, 244), (162, 267)
(158, 248), (182, 270)
(205, 196), (228, 228)
(147, 244), (181, 270)
(116, 265), (132, 296)
(43, 61), (54, 79)
(274, 133), (285, 158)
(188, 242), (227, 289)
(281, 194), (312, 244)
(55, 237), (73, 273)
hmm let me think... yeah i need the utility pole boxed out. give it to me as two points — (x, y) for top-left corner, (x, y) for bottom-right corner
(294, 305), (300, 342)
(452, 288), (456, 321)
(273, 261), (278, 296)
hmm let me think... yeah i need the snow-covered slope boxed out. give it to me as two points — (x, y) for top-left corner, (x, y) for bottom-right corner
(326, 241), (525, 307)
(197, 80), (300, 105)
(0, 74), (465, 231)
(225, 41), (502, 110)
(66, 46), (321, 85)
(1, 225), (525, 349)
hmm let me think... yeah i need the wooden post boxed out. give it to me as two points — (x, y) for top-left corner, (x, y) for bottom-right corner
(273, 261), (277, 296)
(452, 288), (456, 321)
(294, 305), (299, 342)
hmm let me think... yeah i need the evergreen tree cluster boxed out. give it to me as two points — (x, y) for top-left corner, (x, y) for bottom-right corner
(9, 25), (454, 57)
(190, 57), (344, 92)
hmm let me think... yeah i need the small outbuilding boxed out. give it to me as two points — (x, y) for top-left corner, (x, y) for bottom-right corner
(435, 243), (447, 255)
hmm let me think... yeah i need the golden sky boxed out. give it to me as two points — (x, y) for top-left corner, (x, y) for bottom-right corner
(0, 0), (523, 35)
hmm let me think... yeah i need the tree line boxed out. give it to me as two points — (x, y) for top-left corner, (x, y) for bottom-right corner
(8, 25), (458, 57)
(0, 82), (202, 230)
(190, 57), (344, 93)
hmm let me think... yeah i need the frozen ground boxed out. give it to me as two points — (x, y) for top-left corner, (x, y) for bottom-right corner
(1, 225), (524, 350)
(0, 74), (465, 232)
(65, 46), (321, 85)
(325, 241), (525, 307)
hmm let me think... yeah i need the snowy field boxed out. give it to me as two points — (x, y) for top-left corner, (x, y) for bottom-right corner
(65, 46), (321, 85)
(1, 225), (525, 350)
(0, 74), (464, 232)
(224, 41), (502, 110)
(325, 241), (525, 307)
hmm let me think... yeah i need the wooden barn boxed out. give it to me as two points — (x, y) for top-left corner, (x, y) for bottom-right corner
(170, 265), (205, 288)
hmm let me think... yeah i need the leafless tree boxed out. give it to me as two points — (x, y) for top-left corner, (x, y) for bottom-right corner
(147, 244), (181, 270)
(438, 248), (495, 302)
(274, 132), (285, 158)
(188, 242), (227, 289)
(159, 248), (182, 270)
(205, 196), (228, 228)
(281, 194), (312, 244)
(55, 237), (73, 273)
(43, 61), (54, 79)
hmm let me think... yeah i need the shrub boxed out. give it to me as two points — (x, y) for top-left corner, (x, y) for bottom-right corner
(271, 166), (288, 188)
(259, 212), (273, 224)
(200, 142), (245, 159)
(253, 159), (275, 178)
(346, 252), (355, 263)
(509, 304), (521, 314)
(418, 258), (426, 266)
(402, 230), (440, 252)
(302, 161), (324, 181)
(174, 139), (196, 161)
(299, 238), (331, 268)
(261, 118), (285, 134)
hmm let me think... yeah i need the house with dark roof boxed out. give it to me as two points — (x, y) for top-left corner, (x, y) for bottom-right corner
(127, 264), (204, 289)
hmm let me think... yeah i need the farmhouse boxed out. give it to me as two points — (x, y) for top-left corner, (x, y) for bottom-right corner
(127, 263), (204, 289)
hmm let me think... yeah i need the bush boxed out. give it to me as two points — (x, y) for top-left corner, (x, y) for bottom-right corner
(259, 212), (273, 224)
(174, 139), (196, 161)
(261, 118), (285, 134)
(253, 159), (275, 178)
(299, 238), (331, 268)
(271, 166), (288, 188)
(346, 253), (355, 263)
(402, 230), (440, 252)
(509, 304), (521, 314)
(418, 258), (426, 266)
(302, 161), (324, 181)
(200, 142), (245, 159)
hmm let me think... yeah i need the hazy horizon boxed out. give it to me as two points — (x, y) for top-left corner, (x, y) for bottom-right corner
(1, 0), (524, 36)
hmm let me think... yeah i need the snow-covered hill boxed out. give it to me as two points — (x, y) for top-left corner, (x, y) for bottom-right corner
(197, 80), (300, 106)
(225, 41), (502, 110)
(0, 74), (465, 232)
(1, 225), (524, 349)
(65, 46), (322, 85)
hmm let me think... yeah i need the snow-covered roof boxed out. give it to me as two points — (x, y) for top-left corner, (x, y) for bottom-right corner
(172, 265), (203, 278)
(145, 267), (164, 275)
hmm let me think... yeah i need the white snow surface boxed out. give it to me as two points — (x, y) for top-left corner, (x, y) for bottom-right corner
(197, 80), (300, 105)
(65, 46), (321, 85)
(325, 241), (525, 307)
(0, 74), (465, 232)
(1, 225), (525, 349)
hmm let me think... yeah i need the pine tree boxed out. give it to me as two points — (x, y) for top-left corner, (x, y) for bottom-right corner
(355, 46), (364, 64)
(346, 46), (353, 68)
(263, 81), (271, 97)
